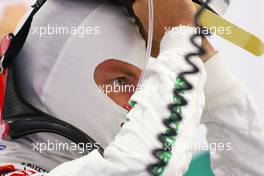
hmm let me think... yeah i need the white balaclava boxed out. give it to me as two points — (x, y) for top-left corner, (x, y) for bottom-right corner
(14, 0), (146, 148)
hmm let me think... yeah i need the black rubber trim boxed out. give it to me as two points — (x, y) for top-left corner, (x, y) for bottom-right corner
(3, 67), (104, 155)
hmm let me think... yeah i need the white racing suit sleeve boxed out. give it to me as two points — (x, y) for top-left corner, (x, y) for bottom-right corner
(202, 53), (264, 176)
(0, 26), (206, 176)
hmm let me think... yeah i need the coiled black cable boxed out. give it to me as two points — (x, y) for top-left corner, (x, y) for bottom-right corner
(147, 0), (212, 175)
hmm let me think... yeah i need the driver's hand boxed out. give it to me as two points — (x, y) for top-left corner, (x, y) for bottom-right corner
(133, 0), (196, 44)
(133, 0), (216, 62)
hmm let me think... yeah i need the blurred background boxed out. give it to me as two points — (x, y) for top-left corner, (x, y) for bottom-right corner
(0, 0), (28, 37)
(210, 0), (264, 109)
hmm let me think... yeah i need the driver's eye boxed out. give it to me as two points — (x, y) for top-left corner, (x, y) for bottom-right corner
(111, 77), (127, 86)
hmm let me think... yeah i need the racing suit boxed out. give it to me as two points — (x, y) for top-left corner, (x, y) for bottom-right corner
(0, 26), (263, 176)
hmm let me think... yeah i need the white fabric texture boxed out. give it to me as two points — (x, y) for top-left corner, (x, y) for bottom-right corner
(13, 0), (146, 148)
(41, 26), (205, 176)
(202, 52), (264, 176)
(1, 26), (263, 176)
(1, 26), (206, 175)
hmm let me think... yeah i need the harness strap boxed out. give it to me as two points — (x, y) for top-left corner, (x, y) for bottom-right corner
(2, 0), (47, 68)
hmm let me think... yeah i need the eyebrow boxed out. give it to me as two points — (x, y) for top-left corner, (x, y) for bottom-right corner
(111, 65), (138, 79)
